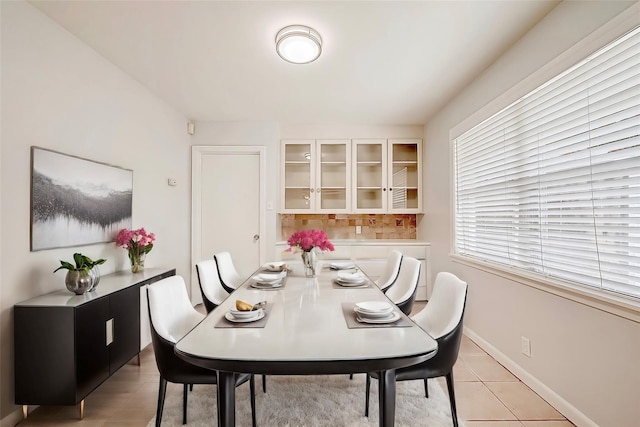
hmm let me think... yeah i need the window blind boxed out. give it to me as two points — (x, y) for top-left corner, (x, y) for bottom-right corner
(454, 26), (640, 299)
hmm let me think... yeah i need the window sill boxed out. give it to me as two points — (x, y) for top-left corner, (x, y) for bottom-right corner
(450, 254), (640, 322)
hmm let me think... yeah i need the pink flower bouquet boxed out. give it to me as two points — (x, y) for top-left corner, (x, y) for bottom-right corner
(116, 228), (155, 273)
(286, 229), (334, 253)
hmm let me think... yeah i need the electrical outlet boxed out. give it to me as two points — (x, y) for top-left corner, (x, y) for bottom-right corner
(355, 225), (362, 234)
(521, 336), (531, 358)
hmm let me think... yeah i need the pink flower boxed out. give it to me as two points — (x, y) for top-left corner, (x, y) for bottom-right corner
(116, 227), (155, 254)
(286, 229), (334, 253)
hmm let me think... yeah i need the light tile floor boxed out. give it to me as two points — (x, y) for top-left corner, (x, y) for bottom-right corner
(17, 304), (575, 427)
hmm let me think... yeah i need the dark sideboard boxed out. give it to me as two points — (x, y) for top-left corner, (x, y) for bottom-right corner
(14, 267), (176, 419)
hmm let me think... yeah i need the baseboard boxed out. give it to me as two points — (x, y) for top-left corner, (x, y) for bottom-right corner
(1, 406), (25, 427)
(463, 327), (598, 427)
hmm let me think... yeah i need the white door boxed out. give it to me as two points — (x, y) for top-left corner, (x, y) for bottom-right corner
(192, 146), (266, 303)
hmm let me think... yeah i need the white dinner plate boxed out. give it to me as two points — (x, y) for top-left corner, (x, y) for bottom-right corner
(335, 277), (366, 287)
(250, 281), (283, 289)
(337, 272), (362, 282)
(354, 306), (394, 319)
(355, 311), (401, 324)
(225, 310), (265, 323)
(251, 275), (283, 286)
(254, 272), (284, 282)
(329, 262), (356, 270)
(355, 301), (393, 314)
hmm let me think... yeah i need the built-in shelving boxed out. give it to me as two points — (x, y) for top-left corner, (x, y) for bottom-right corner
(281, 138), (422, 213)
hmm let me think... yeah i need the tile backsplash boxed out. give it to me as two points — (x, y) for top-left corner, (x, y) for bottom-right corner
(280, 214), (417, 240)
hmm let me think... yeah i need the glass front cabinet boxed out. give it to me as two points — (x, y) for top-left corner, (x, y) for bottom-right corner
(281, 138), (421, 213)
(281, 139), (351, 213)
(352, 138), (422, 213)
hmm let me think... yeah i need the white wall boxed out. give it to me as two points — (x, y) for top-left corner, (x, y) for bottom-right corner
(188, 122), (426, 269)
(188, 121), (278, 304)
(421, 1), (639, 427)
(0, 2), (191, 424)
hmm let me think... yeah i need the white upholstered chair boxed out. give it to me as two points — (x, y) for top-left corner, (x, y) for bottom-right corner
(195, 259), (229, 312)
(384, 256), (421, 315)
(374, 250), (403, 292)
(213, 251), (244, 293)
(365, 271), (468, 426)
(147, 275), (256, 427)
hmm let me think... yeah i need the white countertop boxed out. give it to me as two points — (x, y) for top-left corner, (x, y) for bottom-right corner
(15, 268), (174, 307)
(276, 240), (430, 246)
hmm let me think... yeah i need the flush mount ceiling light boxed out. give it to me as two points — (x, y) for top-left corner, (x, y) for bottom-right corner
(276, 25), (322, 64)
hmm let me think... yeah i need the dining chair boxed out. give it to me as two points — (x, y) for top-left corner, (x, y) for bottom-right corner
(374, 250), (403, 292)
(196, 259), (268, 393)
(365, 271), (468, 427)
(195, 259), (230, 312)
(147, 275), (256, 427)
(384, 256), (421, 315)
(214, 251), (244, 294)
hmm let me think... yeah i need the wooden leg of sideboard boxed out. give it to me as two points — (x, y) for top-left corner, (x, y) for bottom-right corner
(137, 352), (141, 366)
(22, 405), (28, 419)
(79, 400), (85, 419)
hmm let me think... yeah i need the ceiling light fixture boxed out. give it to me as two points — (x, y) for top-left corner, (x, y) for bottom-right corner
(276, 25), (322, 64)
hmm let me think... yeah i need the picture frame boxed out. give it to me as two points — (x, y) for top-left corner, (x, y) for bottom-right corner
(30, 147), (133, 251)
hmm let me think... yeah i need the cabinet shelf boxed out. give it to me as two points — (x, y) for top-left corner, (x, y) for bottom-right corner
(282, 138), (420, 213)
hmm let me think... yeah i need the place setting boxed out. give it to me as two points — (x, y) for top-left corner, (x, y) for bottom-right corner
(261, 261), (289, 273)
(332, 271), (371, 289)
(341, 301), (412, 328)
(327, 261), (357, 271)
(216, 299), (271, 328)
(250, 270), (287, 290)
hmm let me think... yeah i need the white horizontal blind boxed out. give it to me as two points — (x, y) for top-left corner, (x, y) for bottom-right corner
(454, 26), (640, 298)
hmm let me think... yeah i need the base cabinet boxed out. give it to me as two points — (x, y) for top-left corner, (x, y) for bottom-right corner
(275, 242), (430, 300)
(14, 268), (175, 412)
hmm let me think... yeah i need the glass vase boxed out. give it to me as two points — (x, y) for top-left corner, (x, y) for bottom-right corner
(301, 250), (317, 277)
(129, 250), (146, 273)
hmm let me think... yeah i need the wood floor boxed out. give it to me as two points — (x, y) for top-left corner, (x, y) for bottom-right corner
(16, 303), (575, 427)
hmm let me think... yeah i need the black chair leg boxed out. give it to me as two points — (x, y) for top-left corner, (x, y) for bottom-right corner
(250, 375), (257, 427)
(262, 374), (267, 393)
(182, 383), (188, 425)
(364, 374), (371, 417)
(190, 384), (194, 391)
(156, 377), (167, 427)
(445, 372), (459, 427)
(424, 378), (429, 398)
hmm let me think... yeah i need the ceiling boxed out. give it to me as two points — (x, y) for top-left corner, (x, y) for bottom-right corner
(30, 1), (560, 125)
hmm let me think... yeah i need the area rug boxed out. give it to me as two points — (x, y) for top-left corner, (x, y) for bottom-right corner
(147, 374), (463, 427)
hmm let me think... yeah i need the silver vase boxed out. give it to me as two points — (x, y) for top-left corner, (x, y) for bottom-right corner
(65, 270), (93, 295)
(88, 266), (101, 291)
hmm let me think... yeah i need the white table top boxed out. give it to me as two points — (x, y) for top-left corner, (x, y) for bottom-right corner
(176, 261), (436, 370)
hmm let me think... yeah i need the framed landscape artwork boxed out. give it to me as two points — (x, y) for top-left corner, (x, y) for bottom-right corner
(30, 147), (133, 251)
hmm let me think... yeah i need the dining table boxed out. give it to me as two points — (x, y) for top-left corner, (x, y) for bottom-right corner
(175, 260), (438, 427)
